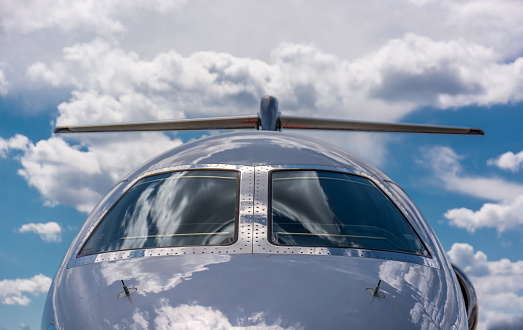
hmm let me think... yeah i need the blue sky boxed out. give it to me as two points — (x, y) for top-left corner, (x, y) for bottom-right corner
(1, 1), (523, 329)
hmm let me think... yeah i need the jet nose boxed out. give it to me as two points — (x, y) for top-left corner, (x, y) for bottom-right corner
(47, 254), (450, 329)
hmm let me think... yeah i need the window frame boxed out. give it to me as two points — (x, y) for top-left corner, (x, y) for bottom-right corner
(76, 168), (241, 258)
(68, 164), (440, 269)
(267, 169), (432, 258)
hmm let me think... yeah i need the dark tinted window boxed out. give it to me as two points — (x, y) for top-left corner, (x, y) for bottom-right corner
(270, 171), (428, 256)
(79, 170), (238, 256)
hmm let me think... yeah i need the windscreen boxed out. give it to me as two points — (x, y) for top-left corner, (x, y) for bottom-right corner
(79, 170), (238, 256)
(270, 171), (428, 256)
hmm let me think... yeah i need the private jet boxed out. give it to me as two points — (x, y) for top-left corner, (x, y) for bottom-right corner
(42, 96), (479, 329)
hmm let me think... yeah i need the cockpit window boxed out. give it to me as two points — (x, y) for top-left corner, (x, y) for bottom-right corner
(79, 170), (238, 256)
(270, 171), (429, 256)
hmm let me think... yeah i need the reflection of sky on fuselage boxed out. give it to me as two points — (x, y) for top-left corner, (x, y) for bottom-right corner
(97, 255), (305, 329)
(378, 260), (451, 329)
(99, 254), (232, 295)
(128, 132), (382, 181)
(123, 298), (304, 329)
(150, 299), (303, 330)
(61, 253), (442, 329)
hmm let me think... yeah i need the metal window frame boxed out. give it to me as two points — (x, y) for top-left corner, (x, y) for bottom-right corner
(68, 164), (253, 268)
(68, 164), (439, 269)
(253, 165), (440, 269)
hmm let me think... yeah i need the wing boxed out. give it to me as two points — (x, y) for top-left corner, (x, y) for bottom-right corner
(54, 95), (483, 136)
(54, 116), (259, 133)
(279, 116), (484, 135)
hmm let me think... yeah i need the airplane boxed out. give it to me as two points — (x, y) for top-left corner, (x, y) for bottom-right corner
(42, 96), (479, 330)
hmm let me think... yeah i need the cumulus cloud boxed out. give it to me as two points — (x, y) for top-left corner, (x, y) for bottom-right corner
(366, 33), (523, 108)
(421, 146), (523, 232)
(488, 150), (523, 172)
(0, 274), (52, 306)
(26, 35), (523, 125)
(16, 133), (181, 213)
(421, 146), (523, 202)
(7, 3), (523, 216)
(18, 222), (62, 243)
(363, 34), (488, 105)
(24, 34), (522, 148)
(29, 39), (402, 124)
(15, 38), (409, 211)
(14, 32), (523, 212)
(448, 243), (523, 330)
(2, 1), (523, 112)
(0, 0), (186, 35)
(445, 196), (523, 233)
(442, 0), (523, 55)
(0, 134), (31, 158)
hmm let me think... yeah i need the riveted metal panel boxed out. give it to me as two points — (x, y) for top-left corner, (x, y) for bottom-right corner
(68, 163), (439, 269)
(238, 165), (254, 252)
(253, 166), (270, 253)
(68, 164), (254, 268)
(253, 165), (440, 269)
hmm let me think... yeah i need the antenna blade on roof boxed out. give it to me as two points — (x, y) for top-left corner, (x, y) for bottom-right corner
(279, 116), (484, 135)
(54, 115), (260, 133)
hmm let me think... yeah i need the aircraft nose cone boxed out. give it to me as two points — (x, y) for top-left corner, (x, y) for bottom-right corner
(46, 254), (451, 329)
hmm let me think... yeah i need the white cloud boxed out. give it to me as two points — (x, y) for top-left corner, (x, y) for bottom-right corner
(442, 0), (523, 55)
(422, 146), (523, 202)
(6, 2), (523, 216)
(18, 222), (62, 243)
(2, 0), (523, 112)
(370, 33), (523, 108)
(445, 196), (523, 233)
(26, 36), (523, 125)
(448, 243), (523, 330)
(0, 0), (186, 35)
(14, 33), (523, 211)
(359, 34), (494, 106)
(17, 38), (405, 211)
(0, 134), (31, 158)
(421, 146), (523, 233)
(17, 133), (181, 213)
(0, 274), (52, 306)
(488, 150), (523, 172)
(4, 0), (523, 59)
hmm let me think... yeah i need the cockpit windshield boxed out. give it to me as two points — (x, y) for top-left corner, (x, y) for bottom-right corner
(78, 170), (238, 256)
(270, 170), (429, 256)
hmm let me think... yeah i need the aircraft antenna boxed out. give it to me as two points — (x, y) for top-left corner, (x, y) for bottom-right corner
(366, 279), (385, 304)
